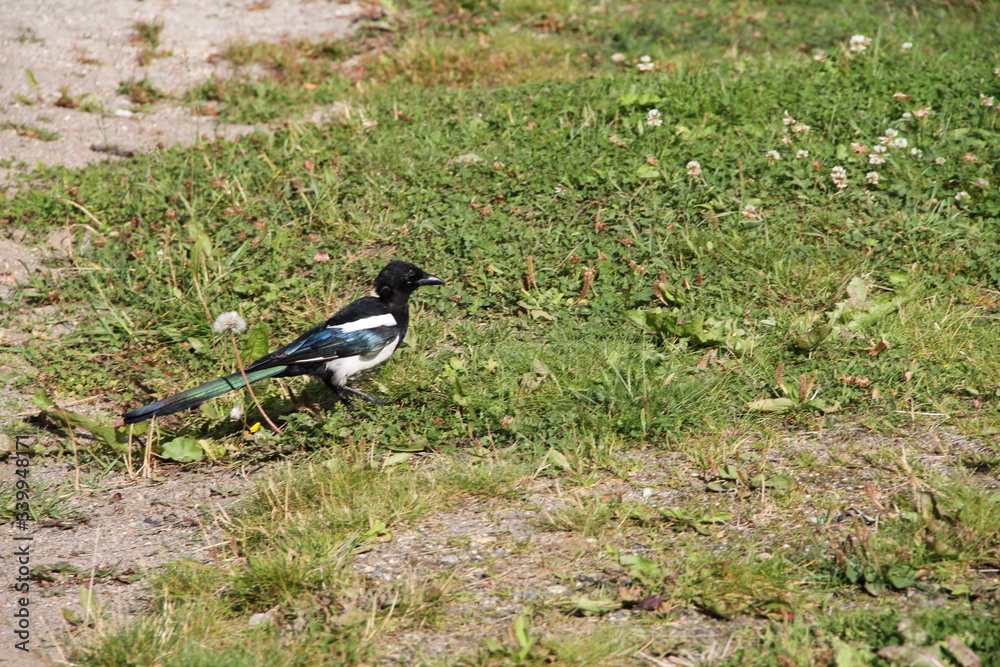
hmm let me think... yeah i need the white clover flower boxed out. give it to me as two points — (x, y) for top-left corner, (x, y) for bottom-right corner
(872, 145), (888, 154)
(901, 42), (913, 51)
(765, 150), (781, 161)
(869, 153), (886, 165)
(796, 150), (809, 159)
(914, 107), (932, 118)
(849, 34), (871, 52)
(890, 137), (908, 149)
(637, 55), (655, 72)
(646, 109), (663, 126)
(742, 204), (762, 220)
(781, 133), (793, 144)
(793, 123), (810, 133)
(362, 117), (378, 130)
(935, 157), (947, 165)
(879, 129), (899, 146)
(813, 51), (827, 62)
(782, 111), (796, 126)
(213, 311), (247, 334)
(892, 92), (910, 100)
(611, 53), (626, 63)
(851, 142), (868, 154)
(229, 405), (245, 421)
(976, 177), (990, 188)
(955, 191), (970, 202)
(981, 94), (996, 107)
(831, 166), (848, 189)
(866, 171), (881, 184)
(686, 160), (702, 176)
(910, 148), (923, 159)
(901, 112), (912, 120)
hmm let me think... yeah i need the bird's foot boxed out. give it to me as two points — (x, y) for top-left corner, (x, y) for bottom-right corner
(337, 386), (389, 405)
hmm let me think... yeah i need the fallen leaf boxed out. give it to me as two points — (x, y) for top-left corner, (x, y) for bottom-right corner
(867, 337), (890, 355)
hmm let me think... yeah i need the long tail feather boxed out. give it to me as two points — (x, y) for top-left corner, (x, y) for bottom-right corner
(123, 366), (287, 424)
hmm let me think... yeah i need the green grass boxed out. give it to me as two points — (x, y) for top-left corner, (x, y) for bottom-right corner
(3, 0), (1000, 664)
(1, 121), (60, 142)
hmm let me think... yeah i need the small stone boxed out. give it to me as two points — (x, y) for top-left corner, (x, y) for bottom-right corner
(440, 554), (460, 564)
(248, 613), (270, 627)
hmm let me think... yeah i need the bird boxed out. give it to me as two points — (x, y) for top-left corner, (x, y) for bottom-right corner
(122, 260), (445, 424)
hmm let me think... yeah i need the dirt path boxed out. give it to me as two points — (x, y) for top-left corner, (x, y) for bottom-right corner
(1, 1), (362, 663)
(0, 0), (363, 190)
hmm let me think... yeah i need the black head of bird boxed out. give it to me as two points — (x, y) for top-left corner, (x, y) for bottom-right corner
(374, 260), (447, 303)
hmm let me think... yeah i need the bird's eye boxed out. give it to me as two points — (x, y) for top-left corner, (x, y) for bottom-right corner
(408, 270), (418, 281)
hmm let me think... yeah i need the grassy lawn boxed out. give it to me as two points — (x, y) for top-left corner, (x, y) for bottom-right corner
(3, 0), (1000, 664)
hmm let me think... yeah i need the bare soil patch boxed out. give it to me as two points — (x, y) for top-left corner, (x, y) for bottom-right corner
(0, 0), (363, 191)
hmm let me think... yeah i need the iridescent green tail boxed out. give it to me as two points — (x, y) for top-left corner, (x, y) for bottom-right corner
(123, 366), (286, 424)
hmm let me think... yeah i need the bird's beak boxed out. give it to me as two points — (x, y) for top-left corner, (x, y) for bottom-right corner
(417, 274), (446, 286)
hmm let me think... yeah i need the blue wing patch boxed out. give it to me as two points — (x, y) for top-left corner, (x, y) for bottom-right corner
(246, 322), (399, 371)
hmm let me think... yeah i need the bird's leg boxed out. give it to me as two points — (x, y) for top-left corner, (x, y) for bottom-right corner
(338, 385), (389, 405)
(320, 378), (388, 405)
(321, 377), (352, 405)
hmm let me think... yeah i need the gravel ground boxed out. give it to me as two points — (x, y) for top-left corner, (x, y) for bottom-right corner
(0, 0), (363, 191)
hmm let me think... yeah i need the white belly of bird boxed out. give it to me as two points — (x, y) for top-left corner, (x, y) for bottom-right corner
(324, 335), (400, 386)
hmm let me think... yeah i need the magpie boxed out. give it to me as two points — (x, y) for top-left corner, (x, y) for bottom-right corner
(122, 261), (445, 424)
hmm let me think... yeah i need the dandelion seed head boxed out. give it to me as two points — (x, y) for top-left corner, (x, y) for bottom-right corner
(229, 405), (245, 421)
(213, 311), (247, 335)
